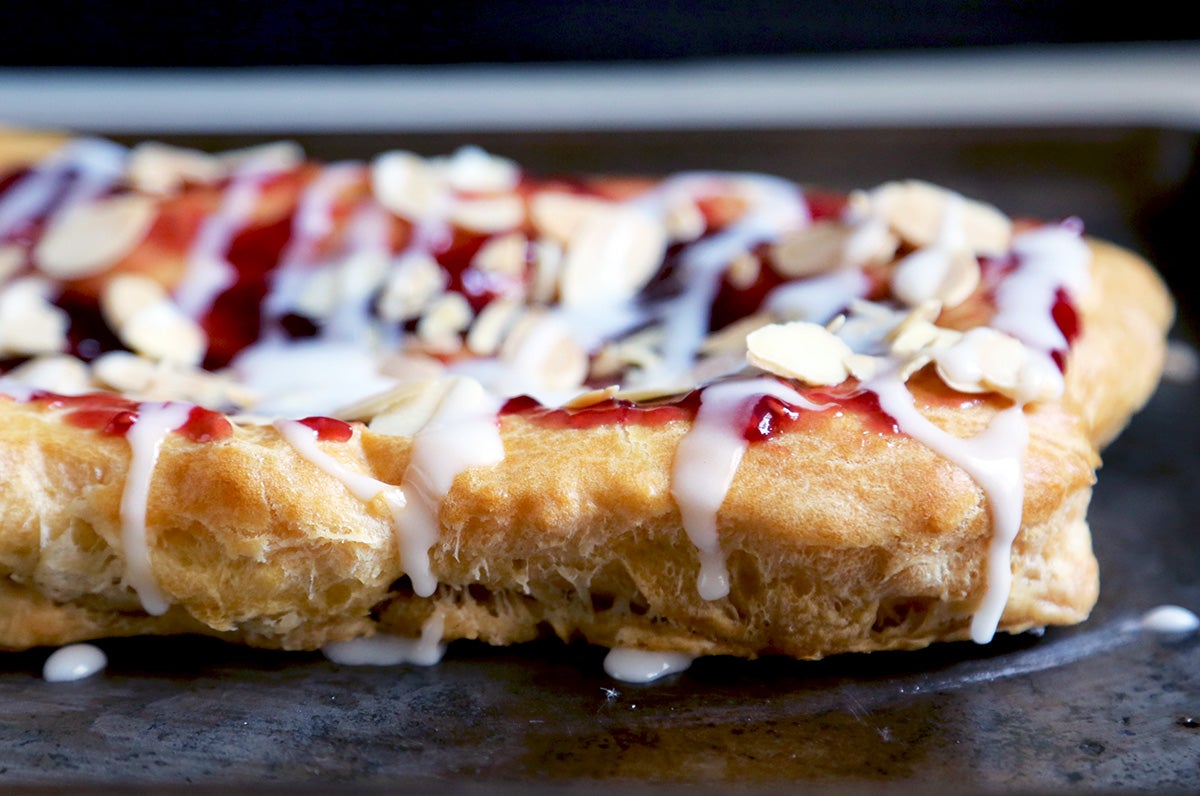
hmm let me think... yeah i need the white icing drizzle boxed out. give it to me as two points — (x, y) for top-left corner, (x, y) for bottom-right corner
(671, 377), (828, 600)
(764, 266), (871, 324)
(635, 173), (810, 389)
(264, 161), (365, 324)
(389, 378), (504, 597)
(992, 223), (1091, 352)
(322, 612), (446, 666)
(42, 643), (108, 682)
(0, 138), (126, 241)
(603, 647), (694, 683)
(177, 151), (298, 319)
(1138, 605), (1200, 634)
(273, 418), (405, 508)
(868, 374), (1028, 643)
(120, 401), (192, 616)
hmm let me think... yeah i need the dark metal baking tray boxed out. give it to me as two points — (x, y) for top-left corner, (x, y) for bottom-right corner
(2, 127), (1197, 791)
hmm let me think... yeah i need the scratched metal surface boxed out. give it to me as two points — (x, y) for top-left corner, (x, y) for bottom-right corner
(1, 127), (1197, 791)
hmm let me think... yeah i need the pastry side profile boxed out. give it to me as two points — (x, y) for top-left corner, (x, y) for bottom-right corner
(0, 129), (1174, 665)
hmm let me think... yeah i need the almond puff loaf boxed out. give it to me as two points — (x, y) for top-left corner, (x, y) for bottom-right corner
(0, 128), (1174, 661)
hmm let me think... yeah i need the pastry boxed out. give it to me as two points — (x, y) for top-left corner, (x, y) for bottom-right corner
(0, 129), (1173, 671)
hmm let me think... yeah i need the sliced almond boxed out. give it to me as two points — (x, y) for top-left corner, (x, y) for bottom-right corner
(102, 273), (167, 328)
(529, 240), (563, 304)
(120, 299), (208, 367)
(867, 180), (1012, 256)
(844, 353), (883, 382)
(439, 147), (520, 194)
(0, 243), (24, 283)
(451, 195), (525, 234)
(501, 311), (588, 395)
(371, 151), (447, 221)
(530, 192), (613, 245)
(216, 140), (305, 174)
(559, 206), (667, 307)
(890, 246), (981, 309)
(34, 195), (157, 280)
(376, 253), (447, 323)
(3, 355), (91, 394)
(338, 378), (448, 429)
(726, 251), (761, 289)
(563, 385), (619, 410)
(466, 297), (522, 356)
(128, 142), (225, 194)
(931, 326), (1062, 402)
(663, 195), (706, 243)
(746, 321), (853, 386)
(0, 278), (68, 355)
(91, 350), (157, 392)
(770, 221), (852, 278)
(417, 292), (473, 350)
(472, 232), (528, 277)
(377, 350), (448, 382)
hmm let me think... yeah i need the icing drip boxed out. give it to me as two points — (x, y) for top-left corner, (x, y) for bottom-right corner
(1138, 605), (1200, 634)
(120, 401), (192, 615)
(672, 377), (827, 600)
(42, 643), (107, 682)
(994, 224), (1091, 352)
(323, 612), (446, 666)
(638, 174), (810, 389)
(273, 418), (405, 509)
(387, 378), (504, 597)
(868, 374), (1028, 643)
(177, 151), (298, 318)
(603, 647), (694, 683)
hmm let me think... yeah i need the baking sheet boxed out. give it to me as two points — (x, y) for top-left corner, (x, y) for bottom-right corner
(1, 127), (1197, 791)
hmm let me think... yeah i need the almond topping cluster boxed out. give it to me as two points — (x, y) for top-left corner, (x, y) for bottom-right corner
(743, 181), (1065, 404)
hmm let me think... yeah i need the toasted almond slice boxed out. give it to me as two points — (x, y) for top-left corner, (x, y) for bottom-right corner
(896, 352), (934, 381)
(746, 321), (853, 386)
(466, 298), (522, 356)
(128, 142), (224, 194)
(845, 353), (883, 381)
(92, 350), (157, 392)
(664, 195), (706, 242)
(0, 278), (68, 355)
(770, 221), (852, 278)
(377, 350), (448, 382)
(440, 147), (520, 194)
(530, 192), (613, 244)
(931, 326), (1062, 402)
(0, 244), (24, 283)
(377, 253), (447, 323)
(529, 240), (563, 304)
(891, 246), (981, 308)
(371, 151), (447, 221)
(417, 292), (473, 348)
(338, 378), (447, 428)
(102, 273), (167, 328)
(726, 251), (761, 289)
(472, 232), (528, 277)
(34, 195), (157, 280)
(451, 195), (525, 234)
(502, 311), (588, 394)
(121, 300), (208, 367)
(365, 376), (489, 437)
(563, 385), (620, 410)
(216, 140), (305, 174)
(868, 180), (1012, 256)
(559, 206), (667, 307)
(3, 355), (91, 394)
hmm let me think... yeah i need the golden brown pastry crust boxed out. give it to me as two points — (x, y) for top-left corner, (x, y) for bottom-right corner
(0, 131), (1174, 659)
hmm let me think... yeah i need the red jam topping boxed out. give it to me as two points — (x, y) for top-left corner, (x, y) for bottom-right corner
(502, 380), (902, 442)
(32, 392), (233, 443)
(298, 416), (354, 443)
(1050, 287), (1081, 371)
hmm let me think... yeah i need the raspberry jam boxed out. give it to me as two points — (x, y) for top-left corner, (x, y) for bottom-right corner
(298, 416), (354, 443)
(35, 392), (234, 443)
